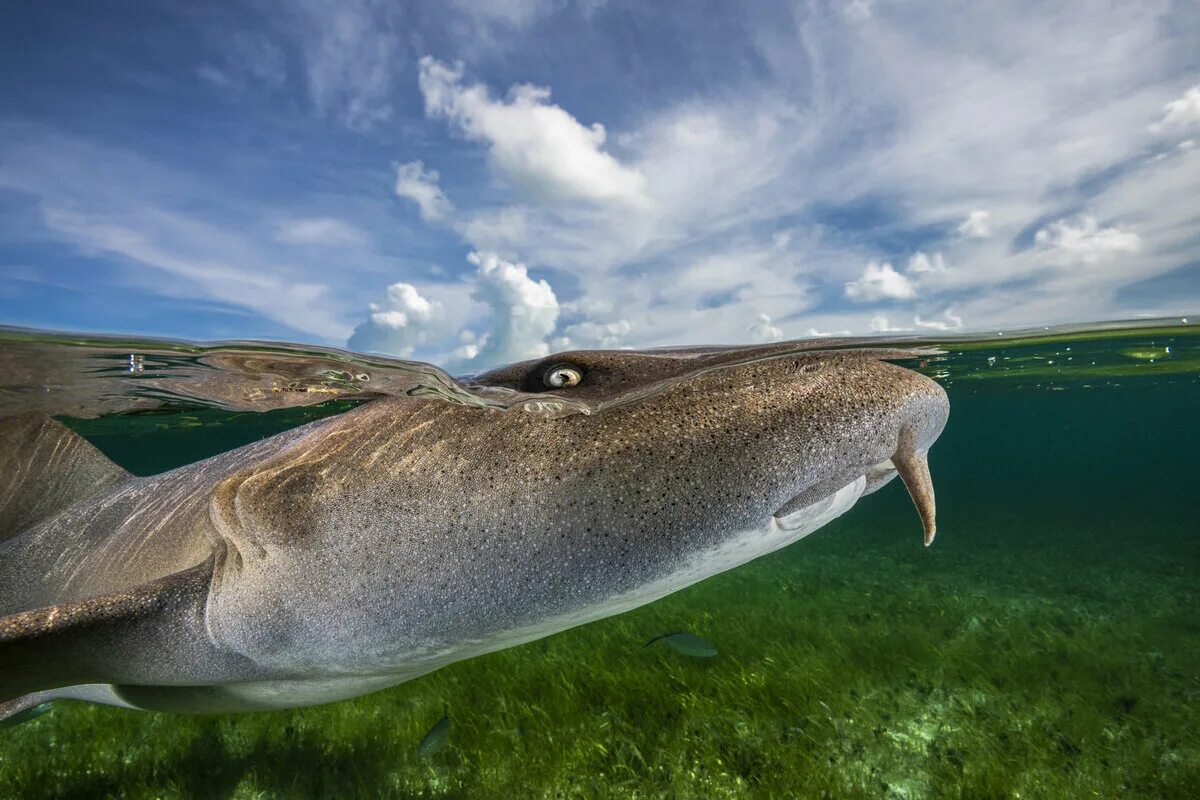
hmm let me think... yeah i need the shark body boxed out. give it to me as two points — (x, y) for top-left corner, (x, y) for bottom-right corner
(0, 343), (948, 720)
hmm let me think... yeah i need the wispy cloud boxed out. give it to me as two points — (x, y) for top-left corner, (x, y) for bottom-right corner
(290, 0), (402, 131)
(43, 208), (348, 340)
(196, 31), (287, 93)
(276, 217), (367, 246)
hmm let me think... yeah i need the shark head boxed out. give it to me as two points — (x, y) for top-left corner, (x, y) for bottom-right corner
(470, 343), (948, 549)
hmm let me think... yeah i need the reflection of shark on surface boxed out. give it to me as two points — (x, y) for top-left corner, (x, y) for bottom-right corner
(0, 342), (948, 722)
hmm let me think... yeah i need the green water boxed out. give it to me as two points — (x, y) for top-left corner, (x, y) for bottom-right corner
(0, 325), (1197, 799)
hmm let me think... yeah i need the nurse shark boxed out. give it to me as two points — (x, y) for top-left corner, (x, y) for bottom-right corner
(0, 342), (948, 721)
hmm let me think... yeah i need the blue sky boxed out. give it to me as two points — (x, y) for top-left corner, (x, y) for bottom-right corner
(1, 1), (1198, 369)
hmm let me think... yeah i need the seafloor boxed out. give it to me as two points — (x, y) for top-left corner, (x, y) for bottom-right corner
(0, 369), (1196, 798)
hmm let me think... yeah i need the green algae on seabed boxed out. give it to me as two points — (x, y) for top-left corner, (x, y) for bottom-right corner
(0, 325), (1198, 799)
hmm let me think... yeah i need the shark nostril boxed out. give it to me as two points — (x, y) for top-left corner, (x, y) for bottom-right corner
(893, 449), (937, 546)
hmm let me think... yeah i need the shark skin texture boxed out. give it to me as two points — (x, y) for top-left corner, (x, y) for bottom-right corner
(0, 343), (948, 720)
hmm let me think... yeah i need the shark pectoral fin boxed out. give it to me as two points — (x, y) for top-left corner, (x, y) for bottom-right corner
(0, 414), (130, 541)
(0, 555), (241, 716)
(893, 450), (937, 546)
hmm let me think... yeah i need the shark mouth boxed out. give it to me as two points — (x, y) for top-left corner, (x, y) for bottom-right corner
(774, 451), (939, 547)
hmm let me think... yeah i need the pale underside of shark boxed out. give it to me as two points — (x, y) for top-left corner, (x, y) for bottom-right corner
(0, 342), (948, 722)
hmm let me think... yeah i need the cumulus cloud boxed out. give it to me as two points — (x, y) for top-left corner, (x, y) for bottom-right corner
(462, 250), (560, 365)
(394, 161), (453, 222)
(348, 251), (571, 366)
(418, 56), (648, 206)
(1150, 85), (1200, 133)
(348, 282), (444, 356)
(276, 217), (366, 246)
(957, 210), (991, 239)
(749, 313), (784, 342)
(844, 260), (917, 302)
(1034, 216), (1142, 265)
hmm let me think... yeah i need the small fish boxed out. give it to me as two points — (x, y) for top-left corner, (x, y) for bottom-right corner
(645, 631), (718, 658)
(0, 702), (53, 731)
(418, 713), (451, 757)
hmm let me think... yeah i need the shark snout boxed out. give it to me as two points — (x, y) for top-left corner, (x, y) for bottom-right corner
(769, 363), (948, 547)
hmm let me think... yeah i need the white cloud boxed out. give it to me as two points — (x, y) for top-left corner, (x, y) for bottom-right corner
(19, 2), (1199, 359)
(845, 260), (917, 302)
(842, 0), (875, 22)
(914, 308), (964, 331)
(805, 327), (852, 338)
(418, 57), (649, 206)
(1150, 85), (1200, 133)
(460, 206), (530, 254)
(393, 161), (453, 222)
(448, 0), (558, 28)
(348, 282), (444, 356)
(43, 208), (349, 340)
(463, 251), (560, 365)
(868, 315), (910, 333)
(276, 217), (366, 246)
(453, 328), (482, 361)
(957, 210), (991, 238)
(563, 297), (615, 318)
(347, 251), (565, 367)
(906, 251), (946, 273)
(1034, 216), (1142, 265)
(293, 0), (399, 131)
(749, 313), (784, 342)
(555, 318), (633, 350)
(629, 104), (797, 242)
(196, 64), (233, 88)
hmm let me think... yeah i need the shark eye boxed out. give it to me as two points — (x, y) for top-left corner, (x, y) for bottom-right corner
(544, 365), (583, 388)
